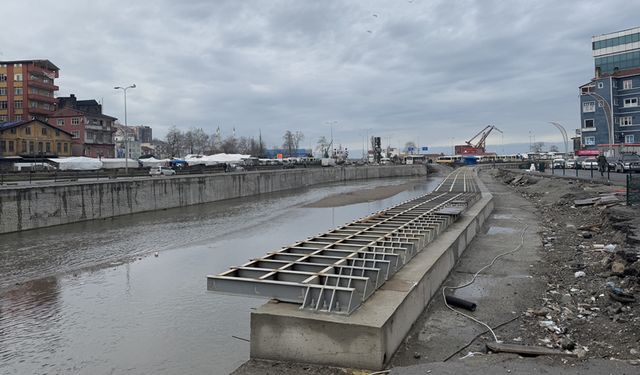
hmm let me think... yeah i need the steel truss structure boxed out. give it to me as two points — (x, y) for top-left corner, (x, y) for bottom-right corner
(207, 168), (480, 315)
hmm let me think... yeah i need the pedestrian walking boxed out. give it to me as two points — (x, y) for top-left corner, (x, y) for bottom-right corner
(597, 154), (608, 177)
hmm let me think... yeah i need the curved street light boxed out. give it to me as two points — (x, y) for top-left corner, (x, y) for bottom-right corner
(114, 84), (136, 173)
(549, 122), (569, 156)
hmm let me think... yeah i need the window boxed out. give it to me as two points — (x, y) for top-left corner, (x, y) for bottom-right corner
(21, 141), (26, 153)
(0, 115), (6, 122)
(72, 131), (80, 139)
(0, 88), (5, 96)
(29, 101), (37, 108)
(29, 141), (34, 152)
(41, 127), (47, 135)
(56, 129), (60, 136)
(582, 101), (596, 112)
(613, 81), (618, 88)
(63, 143), (68, 153)
(584, 136), (596, 145)
(620, 116), (633, 126)
(10, 128), (16, 134)
(14, 87), (22, 95)
(46, 142), (51, 153)
(57, 119), (64, 126)
(15, 115), (21, 121)
(623, 80), (633, 89)
(14, 74), (22, 82)
(614, 98), (620, 106)
(625, 134), (635, 143)
(14, 100), (22, 109)
(56, 142), (61, 153)
(624, 97), (638, 107)
(597, 82), (604, 89)
(71, 117), (80, 125)
(37, 142), (43, 153)
(0, 74), (6, 82)
(0, 141), (4, 152)
(25, 126), (31, 135)
(0, 101), (7, 109)
(8, 141), (14, 152)
(584, 119), (595, 128)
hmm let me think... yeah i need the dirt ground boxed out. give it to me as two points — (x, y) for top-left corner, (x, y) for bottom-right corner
(304, 180), (426, 208)
(487, 169), (640, 360)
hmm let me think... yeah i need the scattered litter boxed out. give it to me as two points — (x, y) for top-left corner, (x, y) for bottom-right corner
(604, 244), (617, 253)
(574, 271), (586, 278)
(460, 351), (483, 360)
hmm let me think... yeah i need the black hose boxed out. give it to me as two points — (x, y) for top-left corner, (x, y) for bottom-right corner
(445, 295), (477, 311)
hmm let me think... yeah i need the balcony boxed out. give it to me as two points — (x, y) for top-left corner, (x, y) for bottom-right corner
(29, 106), (54, 115)
(28, 64), (59, 79)
(28, 79), (59, 91)
(29, 93), (56, 104)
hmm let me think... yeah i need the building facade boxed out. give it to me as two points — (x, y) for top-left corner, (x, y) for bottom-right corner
(0, 119), (73, 157)
(0, 60), (59, 123)
(48, 94), (117, 158)
(113, 125), (141, 159)
(133, 125), (153, 143)
(579, 27), (640, 155)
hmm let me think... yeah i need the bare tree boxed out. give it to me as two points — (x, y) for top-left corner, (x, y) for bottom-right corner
(549, 145), (559, 153)
(192, 128), (210, 154)
(530, 142), (545, 153)
(317, 136), (331, 158)
(293, 131), (304, 150)
(221, 135), (238, 154)
(165, 126), (184, 157)
(283, 130), (295, 157)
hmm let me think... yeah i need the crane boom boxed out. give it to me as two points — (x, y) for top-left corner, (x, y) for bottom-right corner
(455, 125), (502, 155)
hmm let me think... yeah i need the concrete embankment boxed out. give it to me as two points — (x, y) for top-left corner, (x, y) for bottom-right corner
(0, 165), (426, 234)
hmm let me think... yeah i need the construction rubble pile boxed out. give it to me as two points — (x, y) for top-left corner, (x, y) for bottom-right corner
(495, 169), (640, 362)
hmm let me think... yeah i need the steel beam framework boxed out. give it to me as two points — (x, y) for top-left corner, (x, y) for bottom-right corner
(207, 168), (480, 315)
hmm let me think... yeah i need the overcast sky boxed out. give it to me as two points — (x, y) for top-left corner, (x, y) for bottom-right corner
(2, 0), (639, 152)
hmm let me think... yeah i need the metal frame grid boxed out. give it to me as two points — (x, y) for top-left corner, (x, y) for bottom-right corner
(207, 168), (480, 315)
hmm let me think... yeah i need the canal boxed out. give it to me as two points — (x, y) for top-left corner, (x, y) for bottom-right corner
(0, 176), (442, 374)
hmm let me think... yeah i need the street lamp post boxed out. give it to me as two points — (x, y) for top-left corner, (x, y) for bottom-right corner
(549, 122), (569, 156)
(581, 91), (614, 157)
(114, 84), (136, 174)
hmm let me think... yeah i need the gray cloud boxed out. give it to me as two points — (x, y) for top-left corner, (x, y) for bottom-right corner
(3, 0), (639, 151)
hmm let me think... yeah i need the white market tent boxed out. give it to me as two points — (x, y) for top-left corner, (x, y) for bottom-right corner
(185, 153), (251, 166)
(139, 157), (169, 168)
(48, 157), (103, 170)
(100, 158), (138, 169)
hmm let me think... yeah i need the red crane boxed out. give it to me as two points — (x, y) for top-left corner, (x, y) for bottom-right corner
(454, 125), (502, 155)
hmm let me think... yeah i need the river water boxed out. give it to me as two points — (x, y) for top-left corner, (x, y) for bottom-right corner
(0, 176), (441, 375)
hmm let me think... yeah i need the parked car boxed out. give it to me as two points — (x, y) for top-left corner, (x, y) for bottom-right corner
(614, 153), (640, 173)
(552, 158), (566, 169)
(565, 159), (578, 169)
(581, 158), (598, 170)
(149, 166), (176, 176)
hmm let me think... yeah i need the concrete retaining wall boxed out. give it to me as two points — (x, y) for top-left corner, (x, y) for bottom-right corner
(0, 165), (426, 234)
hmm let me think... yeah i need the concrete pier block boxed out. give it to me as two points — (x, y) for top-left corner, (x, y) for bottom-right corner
(250, 188), (494, 370)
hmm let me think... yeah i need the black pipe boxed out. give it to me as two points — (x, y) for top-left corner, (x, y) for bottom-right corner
(445, 295), (477, 311)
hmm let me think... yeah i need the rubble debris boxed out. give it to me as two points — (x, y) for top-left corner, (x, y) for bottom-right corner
(491, 169), (640, 361)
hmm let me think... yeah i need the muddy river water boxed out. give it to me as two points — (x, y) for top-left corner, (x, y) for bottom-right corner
(0, 176), (441, 374)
